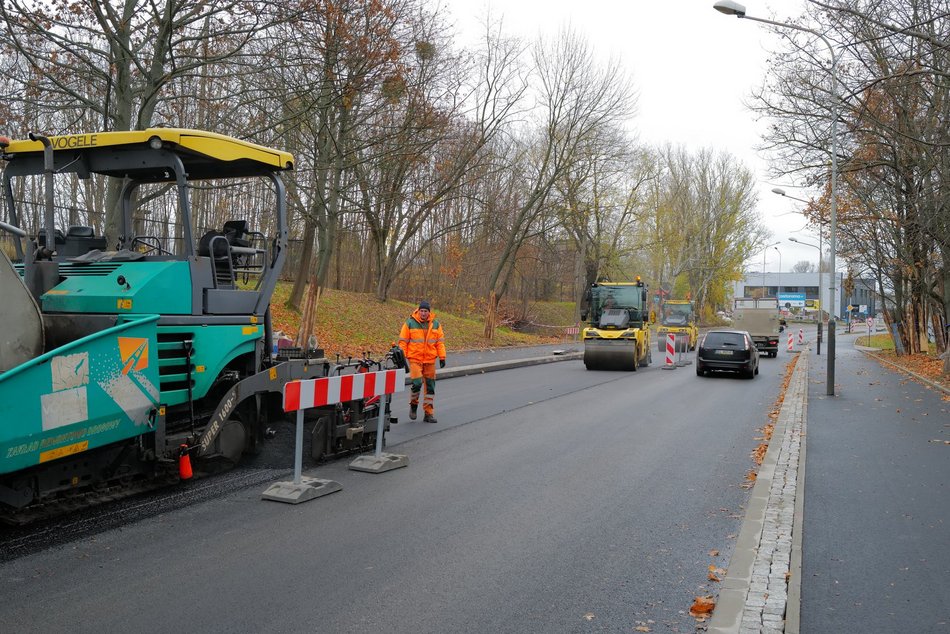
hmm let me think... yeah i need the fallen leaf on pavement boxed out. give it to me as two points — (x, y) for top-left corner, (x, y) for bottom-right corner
(635, 627), (651, 632)
(709, 549), (719, 557)
(583, 612), (595, 621)
(689, 595), (715, 618)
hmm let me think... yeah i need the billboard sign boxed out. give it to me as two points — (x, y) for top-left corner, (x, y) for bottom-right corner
(778, 292), (806, 308)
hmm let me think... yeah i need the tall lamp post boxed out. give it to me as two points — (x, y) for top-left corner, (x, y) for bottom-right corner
(714, 0), (839, 396)
(774, 187), (825, 355)
(762, 241), (780, 297)
(773, 245), (782, 300)
(789, 236), (823, 354)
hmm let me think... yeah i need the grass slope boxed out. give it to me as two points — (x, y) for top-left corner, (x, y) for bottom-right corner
(269, 283), (567, 358)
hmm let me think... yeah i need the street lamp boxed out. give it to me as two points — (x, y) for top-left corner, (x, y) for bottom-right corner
(773, 245), (782, 299)
(775, 187), (826, 354)
(715, 0), (840, 396)
(788, 235), (824, 355)
(761, 241), (780, 297)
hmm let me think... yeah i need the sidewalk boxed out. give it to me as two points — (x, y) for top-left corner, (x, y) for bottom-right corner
(711, 335), (950, 633)
(798, 337), (950, 633)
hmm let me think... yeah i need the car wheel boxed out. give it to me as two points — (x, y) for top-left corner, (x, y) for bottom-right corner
(755, 364), (759, 376)
(696, 365), (704, 377)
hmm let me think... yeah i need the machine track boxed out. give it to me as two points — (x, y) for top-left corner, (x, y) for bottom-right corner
(0, 473), (180, 526)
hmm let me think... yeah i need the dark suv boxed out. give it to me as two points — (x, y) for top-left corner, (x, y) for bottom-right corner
(696, 329), (759, 379)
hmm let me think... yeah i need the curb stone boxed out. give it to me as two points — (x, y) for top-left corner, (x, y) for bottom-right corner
(708, 351), (808, 633)
(414, 351), (584, 383)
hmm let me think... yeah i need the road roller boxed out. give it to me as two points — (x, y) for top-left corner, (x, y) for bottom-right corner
(581, 278), (653, 371)
(656, 299), (699, 353)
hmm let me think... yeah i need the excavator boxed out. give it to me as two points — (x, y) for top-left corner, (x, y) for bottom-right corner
(581, 278), (653, 371)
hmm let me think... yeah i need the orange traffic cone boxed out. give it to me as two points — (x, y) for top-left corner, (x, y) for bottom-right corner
(178, 445), (193, 480)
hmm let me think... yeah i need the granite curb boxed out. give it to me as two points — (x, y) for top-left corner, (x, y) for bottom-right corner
(409, 351), (584, 383)
(708, 351), (808, 634)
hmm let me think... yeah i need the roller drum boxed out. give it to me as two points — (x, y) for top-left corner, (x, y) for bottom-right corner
(584, 340), (639, 371)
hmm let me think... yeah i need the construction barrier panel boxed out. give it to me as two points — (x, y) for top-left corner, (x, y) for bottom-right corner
(787, 332), (794, 352)
(798, 328), (805, 345)
(675, 333), (692, 366)
(263, 368), (406, 504)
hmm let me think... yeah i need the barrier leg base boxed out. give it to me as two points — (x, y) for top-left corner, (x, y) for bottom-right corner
(261, 476), (342, 504)
(661, 364), (676, 370)
(348, 452), (409, 473)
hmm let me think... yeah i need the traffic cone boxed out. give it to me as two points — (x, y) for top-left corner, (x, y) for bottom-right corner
(178, 444), (193, 480)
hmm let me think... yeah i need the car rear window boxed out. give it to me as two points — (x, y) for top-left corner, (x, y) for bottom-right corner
(704, 332), (745, 347)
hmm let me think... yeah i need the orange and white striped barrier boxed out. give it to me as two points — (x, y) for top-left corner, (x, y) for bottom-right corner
(264, 368), (406, 504)
(662, 333), (676, 370)
(798, 328), (805, 345)
(283, 369), (403, 411)
(787, 332), (794, 352)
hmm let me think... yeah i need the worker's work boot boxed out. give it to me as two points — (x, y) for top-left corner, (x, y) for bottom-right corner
(423, 414), (438, 424)
(409, 404), (418, 420)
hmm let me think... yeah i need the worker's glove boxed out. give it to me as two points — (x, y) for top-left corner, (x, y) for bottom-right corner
(439, 358), (446, 369)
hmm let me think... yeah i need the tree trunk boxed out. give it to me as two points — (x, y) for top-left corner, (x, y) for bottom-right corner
(483, 290), (498, 339)
(287, 217), (316, 310)
(295, 279), (322, 348)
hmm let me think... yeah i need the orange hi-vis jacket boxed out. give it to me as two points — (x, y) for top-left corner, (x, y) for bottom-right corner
(398, 308), (446, 364)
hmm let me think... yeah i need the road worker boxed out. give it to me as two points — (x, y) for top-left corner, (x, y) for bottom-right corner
(397, 300), (446, 423)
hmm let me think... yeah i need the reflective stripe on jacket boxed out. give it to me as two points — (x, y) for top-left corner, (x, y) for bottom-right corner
(398, 308), (446, 363)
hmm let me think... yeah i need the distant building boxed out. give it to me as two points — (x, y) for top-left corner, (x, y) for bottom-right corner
(732, 271), (848, 318)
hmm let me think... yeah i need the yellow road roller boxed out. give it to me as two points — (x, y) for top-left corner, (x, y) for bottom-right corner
(581, 278), (653, 371)
(656, 299), (699, 353)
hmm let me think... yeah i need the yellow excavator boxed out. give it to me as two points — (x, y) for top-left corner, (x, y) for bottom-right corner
(581, 278), (653, 371)
(656, 299), (699, 353)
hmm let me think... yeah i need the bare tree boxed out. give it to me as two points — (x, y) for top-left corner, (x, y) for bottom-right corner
(752, 0), (948, 368)
(481, 27), (637, 338)
(0, 0), (281, 246)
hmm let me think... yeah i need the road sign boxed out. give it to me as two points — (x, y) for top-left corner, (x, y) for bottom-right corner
(847, 304), (854, 312)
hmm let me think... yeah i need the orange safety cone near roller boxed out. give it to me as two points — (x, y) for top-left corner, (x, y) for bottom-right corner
(179, 445), (193, 480)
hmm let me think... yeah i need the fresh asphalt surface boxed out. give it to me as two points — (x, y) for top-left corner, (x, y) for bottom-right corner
(800, 336), (950, 633)
(0, 342), (789, 634)
(2, 337), (947, 633)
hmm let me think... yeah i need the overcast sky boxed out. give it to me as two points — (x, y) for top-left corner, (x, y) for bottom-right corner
(441, 0), (822, 273)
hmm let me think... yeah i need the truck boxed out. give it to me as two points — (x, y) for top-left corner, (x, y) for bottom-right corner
(731, 297), (781, 357)
(656, 299), (699, 353)
(0, 128), (396, 522)
(581, 278), (653, 371)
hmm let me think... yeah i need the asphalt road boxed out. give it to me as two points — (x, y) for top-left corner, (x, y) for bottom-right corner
(0, 352), (792, 634)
